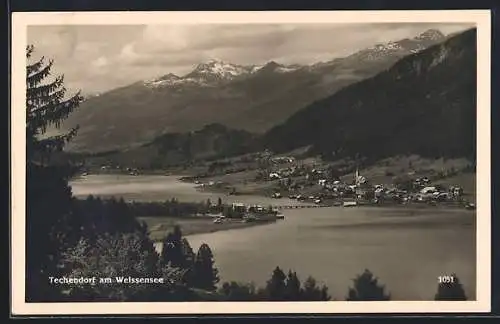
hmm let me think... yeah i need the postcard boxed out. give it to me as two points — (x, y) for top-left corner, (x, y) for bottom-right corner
(11, 10), (491, 315)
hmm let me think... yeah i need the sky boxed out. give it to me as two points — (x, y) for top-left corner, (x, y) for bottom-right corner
(27, 23), (474, 95)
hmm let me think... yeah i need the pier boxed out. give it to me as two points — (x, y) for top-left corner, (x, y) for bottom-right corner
(272, 204), (334, 210)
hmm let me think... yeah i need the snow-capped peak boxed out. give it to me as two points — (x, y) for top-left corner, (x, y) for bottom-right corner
(257, 61), (302, 73)
(189, 59), (249, 79)
(414, 29), (445, 41)
(142, 59), (303, 89)
(249, 64), (265, 73)
(143, 73), (183, 88)
(368, 41), (403, 52)
(158, 73), (181, 81)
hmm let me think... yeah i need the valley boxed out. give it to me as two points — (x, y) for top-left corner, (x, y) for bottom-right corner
(25, 20), (482, 304)
(60, 28), (452, 153)
(69, 28), (477, 213)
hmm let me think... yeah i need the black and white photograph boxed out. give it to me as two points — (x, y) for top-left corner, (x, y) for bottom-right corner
(11, 10), (491, 315)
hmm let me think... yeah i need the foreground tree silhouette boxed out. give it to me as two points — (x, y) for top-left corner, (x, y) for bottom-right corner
(192, 243), (220, 291)
(25, 45), (84, 301)
(284, 270), (302, 300)
(160, 225), (185, 268)
(59, 232), (186, 301)
(346, 269), (391, 301)
(263, 266), (287, 300)
(160, 226), (202, 287)
(301, 276), (331, 301)
(180, 238), (196, 286)
(434, 274), (467, 300)
(219, 281), (260, 301)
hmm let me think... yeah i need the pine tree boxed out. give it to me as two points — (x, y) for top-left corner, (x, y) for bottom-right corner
(346, 269), (391, 301)
(434, 274), (467, 300)
(160, 225), (184, 268)
(284, 270), (302, 300)
(26, 45), (83, 163)
(264, 266), (287, 300)
(181, 238), (195, 265)
(319, 285), (331, 301)
(219, 281), (259, 301)
(301, 276), (331, 301)
(25, 45), (84, 301)
(192, 243), (220, 291)
(181, 238), (196, 286)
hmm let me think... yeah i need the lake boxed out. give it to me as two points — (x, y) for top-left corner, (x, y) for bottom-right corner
(70, 174), (476, 301)
(70, 174), (311, 206)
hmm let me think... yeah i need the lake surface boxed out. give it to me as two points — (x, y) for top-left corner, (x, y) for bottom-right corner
(71, 174), (311, 206)
(70, 174), (477, 301)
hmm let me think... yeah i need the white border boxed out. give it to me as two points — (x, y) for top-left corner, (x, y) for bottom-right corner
(11, 10), (491, 315)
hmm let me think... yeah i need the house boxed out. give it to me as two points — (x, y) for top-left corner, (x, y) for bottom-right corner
(436, 192), (452, 201)
(271, 156), (294, 164)
(279, 177), (291, 186)
(374, 187), (385, 198)
(449, 186), (464, 197)
(248, 205), (265, 213)
(269, 172), (281, 180)
(420, 186), (437, 194)
(231, 203), (246, 213)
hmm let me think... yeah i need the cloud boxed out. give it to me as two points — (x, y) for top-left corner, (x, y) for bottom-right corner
(27, 23), (474, 94)
(91, 56), (109, 68)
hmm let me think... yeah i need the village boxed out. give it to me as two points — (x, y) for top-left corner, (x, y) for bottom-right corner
(82, 148), (476, 214)
(188, 151), (476, 212)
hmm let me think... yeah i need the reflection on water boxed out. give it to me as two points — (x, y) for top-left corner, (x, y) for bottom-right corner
(71, 175), (476, 301)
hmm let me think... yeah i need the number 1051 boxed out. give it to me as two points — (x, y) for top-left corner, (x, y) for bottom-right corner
(438, 275), (455, 283)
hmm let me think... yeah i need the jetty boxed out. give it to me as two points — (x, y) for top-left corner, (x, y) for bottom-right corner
(272, 204), (334, 210)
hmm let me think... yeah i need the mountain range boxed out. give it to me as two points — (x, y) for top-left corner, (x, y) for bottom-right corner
(262, 28), (476, 161)
(71, 28), (476, 169)
(62, 28), (452, 153)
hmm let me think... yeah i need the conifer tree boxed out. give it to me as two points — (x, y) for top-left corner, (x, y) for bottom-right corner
(25, 45), (84, 301)
(434, 274), (467, 301)
(219, 281), (259, 301)
(264, 266), (287, 300)
(181, 238), (196, 286)
(160, 225), (185, 268)
(346, 269), (391, 301)
(301, 276), (331, 301)
(284, 270), (302, 300)
(26, 45), (83, 163)
(192, 243), (220, 291)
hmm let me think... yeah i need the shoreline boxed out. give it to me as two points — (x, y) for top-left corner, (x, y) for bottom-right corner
(144, 202), (474, 243)
(141, 216), (278, 243)
(71, 174), (475, 242)
(191, 186), (474, 212)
